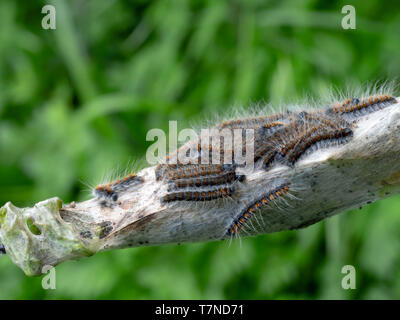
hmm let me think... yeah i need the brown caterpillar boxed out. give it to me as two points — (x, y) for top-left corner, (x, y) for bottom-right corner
(94, 174), (143, 202)
(161, 164), (235, 181)
(216, 113), (290, 130)
(227, 183), (290, 236)
(327, 98), (357, 114)
(161, 186), (234, 203)
(253, 122), (294, 163)
(167, 171), (244, 191)
(255, 121), (286, 137)
(155, 161), (207, 181)
(326, 95), (397, 119)
(286, 126), (353, 166)
(298, 111), (351, 129)
(94, 185), (119, 202)
(254, 120), (305, 166)
(259, 113), (354, 169)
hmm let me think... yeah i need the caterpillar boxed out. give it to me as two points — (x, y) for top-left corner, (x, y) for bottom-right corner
(217, 119), (287, 144)
(167, 171), (244, 191)
(255, 120), (286, 137)
(161, 186), (234, 203)
(155, 161), (207, 181)
(258, 112), (354, 169)
(94, 185), (119, 202)
(253, 122), (293, 163)
(326, 98), (358, 114)
(277, 122), (343, 160)
(286, 126), (353, 166)
(0, 244), (5, 255)
(216, 113), (290, 130)
(226, 183), (290, 236)
(158, 163), (235, 181)
(326, 95), (397, 119)
(297, 111), (351, 129)
(255, 119), (304, 166)
(156, 91), (394, 187)
(94, 174), (143, 202)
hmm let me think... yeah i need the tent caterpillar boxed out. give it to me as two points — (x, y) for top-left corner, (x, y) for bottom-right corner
(286, 126), (353, 165)
(157, 163), (235, 181)
(161, 185), (235, 203)
(326, 95), (397, 119)
(167, 171), (244, 191)
(94, 174), (143, 202)
(226, 183), (290, 236)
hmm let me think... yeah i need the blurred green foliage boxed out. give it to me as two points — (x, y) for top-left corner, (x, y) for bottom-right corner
(1, 0), (400, 299)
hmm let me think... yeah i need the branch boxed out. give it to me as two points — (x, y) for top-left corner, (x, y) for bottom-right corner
(1, 97), (400, 276)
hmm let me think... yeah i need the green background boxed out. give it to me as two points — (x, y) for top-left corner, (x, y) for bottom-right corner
(1, 0), (400, 299)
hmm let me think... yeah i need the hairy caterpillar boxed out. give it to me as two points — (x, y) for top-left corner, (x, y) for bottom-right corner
(94, 174), (143, 202)
(216, 113), (290, 130)
(298, 111), (351, 129)
(226, 183), (291, 236)
(156, 163), (235, 181)
(326, 94), (397, 119)
(161, 185), (234, 203)
(253, 119), (299, 163)
(94, 89), (396, 221)
(286, 126), (353, 166)
(94, 185), (119, 202)
(167, 171), (244, 192)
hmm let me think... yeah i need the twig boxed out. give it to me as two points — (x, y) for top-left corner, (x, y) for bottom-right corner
(1, 96), (400, 276)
